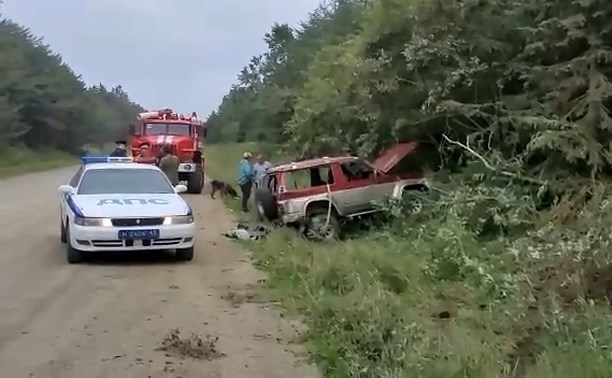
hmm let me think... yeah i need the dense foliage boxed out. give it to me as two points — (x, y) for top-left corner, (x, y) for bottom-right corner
(0, 7), (144, 154)
(208, 0), (612, 179)
(207, 0), (612, 376)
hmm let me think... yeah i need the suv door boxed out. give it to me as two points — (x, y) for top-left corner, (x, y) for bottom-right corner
(336, 160), (379, 214)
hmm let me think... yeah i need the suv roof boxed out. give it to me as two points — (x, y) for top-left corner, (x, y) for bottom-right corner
(268, 156), (360, 173)
(267, 142), (420, 175)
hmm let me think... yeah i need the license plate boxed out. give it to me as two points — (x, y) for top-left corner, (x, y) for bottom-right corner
(118, 229), (160, 240)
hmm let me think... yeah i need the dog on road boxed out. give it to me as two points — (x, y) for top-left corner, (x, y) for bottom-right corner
(210, 179), (239, 199)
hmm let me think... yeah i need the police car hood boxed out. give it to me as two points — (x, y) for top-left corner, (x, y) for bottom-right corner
(72, 194), (190, 218)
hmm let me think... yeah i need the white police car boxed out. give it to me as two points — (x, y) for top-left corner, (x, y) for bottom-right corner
(58, 157), (195, 263)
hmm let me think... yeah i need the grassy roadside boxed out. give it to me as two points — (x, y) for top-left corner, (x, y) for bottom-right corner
(0, 144), (129, 178)
(206, 143), (612, 377)
(204, 142), (288, 213)
(0, 147), (77, 178)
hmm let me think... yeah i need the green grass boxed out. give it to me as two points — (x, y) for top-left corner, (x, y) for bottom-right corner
(206, 142), (612, 377)
(205, 142), (290, 213)
(205, 142), (287, 183)
(0, 147), (77, 178)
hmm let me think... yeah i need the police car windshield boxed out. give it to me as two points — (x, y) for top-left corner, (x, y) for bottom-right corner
(77, 169), (175, 195)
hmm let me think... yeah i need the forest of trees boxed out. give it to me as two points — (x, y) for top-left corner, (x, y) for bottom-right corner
(0, 7), (144, 155)
(208, 1), (612, 375)
(208, 0), (612, 186)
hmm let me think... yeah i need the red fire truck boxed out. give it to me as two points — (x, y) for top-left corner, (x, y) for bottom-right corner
(128, 108), (206, 194)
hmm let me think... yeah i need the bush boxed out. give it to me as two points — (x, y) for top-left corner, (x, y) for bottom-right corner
(208, 143), (612, 376)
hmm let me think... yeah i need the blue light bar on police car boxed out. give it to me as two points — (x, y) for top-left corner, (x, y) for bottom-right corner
(81, 156), (134, 164)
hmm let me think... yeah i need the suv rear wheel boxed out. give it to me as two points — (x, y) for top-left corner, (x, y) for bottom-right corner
(303, 208), (340, 241)
(254, 188), (278, 221)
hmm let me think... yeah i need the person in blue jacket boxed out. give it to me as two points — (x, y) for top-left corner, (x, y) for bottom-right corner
(109, 141), (128, 157)
(237, 151), (255, 213)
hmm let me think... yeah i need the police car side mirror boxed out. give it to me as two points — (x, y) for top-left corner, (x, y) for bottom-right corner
(174, 184), (187, 194)
(58, 184), (74, 194)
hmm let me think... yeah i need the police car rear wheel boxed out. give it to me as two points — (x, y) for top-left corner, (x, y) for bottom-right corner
(176, 246), (194, 261)
(65, 224), (83, 263)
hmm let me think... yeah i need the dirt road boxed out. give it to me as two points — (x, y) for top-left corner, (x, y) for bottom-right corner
(0, 167), (318, 378)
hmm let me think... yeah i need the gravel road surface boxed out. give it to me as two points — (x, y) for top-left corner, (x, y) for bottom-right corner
(0, 167), (317, 378)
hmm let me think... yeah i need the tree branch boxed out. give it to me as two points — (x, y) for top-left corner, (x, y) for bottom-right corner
(441, 134), (547, 186)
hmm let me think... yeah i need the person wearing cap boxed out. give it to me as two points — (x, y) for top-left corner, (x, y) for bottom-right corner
(237, 152), (255, 212)
(134, 142), (158, 164)
(109, 141), (128, 157)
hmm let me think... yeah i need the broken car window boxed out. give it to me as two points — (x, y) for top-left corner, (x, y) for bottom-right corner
(310, 166), (334, 187)
(340, 160), (374, 181)
(285, 169), (311, 189)
(285, 165), (334, 189)
(267, 174), (277, 192)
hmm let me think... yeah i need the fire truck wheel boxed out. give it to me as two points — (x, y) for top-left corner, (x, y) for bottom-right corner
(254, 188), (278, 221)
(186, 166), (203, 194)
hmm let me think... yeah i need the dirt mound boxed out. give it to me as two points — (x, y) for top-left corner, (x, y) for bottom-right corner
(583, 264), (612, 303)
(533, 260), (612, 305)
(157, 329), (225, 360)
(507, 260), (612, 375)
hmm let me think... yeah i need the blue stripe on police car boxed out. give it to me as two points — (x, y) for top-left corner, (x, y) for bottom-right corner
(66, 195), (84, 217)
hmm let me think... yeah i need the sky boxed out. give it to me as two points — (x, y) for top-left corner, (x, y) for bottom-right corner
(1, 0), (319, 116)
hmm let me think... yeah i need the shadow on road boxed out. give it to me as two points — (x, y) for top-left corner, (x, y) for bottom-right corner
(80, 250), (186, 266)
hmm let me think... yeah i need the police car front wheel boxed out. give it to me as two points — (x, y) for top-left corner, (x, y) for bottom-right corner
(65, 225), (83, 263)
(60, 219), (67, 243)
(175, 246), (194, 261)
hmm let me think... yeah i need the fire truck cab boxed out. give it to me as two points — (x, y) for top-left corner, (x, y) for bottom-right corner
(128, 108), (206, 194)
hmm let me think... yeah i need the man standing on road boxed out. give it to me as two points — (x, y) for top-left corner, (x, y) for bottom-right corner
(134, 142), (157, 164)
(79, 144), (88, 158)
(109, 141), (128, 157)
(159, 144), (180, 185)
(253, 154), (271, 189)
(238, 152), (255, 213)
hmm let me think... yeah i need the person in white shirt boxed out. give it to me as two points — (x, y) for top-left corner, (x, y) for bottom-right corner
(253, 154), (271, 188)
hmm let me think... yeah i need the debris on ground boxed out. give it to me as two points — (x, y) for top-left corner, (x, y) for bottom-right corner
(224, 223), (270, 241)
(100, 354), (127, 362)
(221, 283), (271, 308)
(221, 290), (252, 308)
(156, 329), (225, 360)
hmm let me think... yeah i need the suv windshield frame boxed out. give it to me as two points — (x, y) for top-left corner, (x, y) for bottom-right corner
(77, 168), (175, 195)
